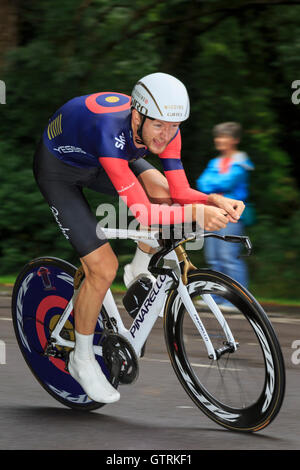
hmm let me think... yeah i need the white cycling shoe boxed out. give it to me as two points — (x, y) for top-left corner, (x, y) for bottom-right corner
(123, 263), (156, 289)
(68, 351), (120, 404)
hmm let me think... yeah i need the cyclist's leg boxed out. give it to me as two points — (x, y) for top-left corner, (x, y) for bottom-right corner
(69, 243), (120, 403)
(33, 142), (120, 402)
(76, 244), (118, 335)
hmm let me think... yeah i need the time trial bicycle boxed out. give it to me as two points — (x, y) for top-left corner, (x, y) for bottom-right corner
(11, 226), (285, 432)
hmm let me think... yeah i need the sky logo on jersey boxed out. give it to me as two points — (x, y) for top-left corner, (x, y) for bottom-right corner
(114, 132), (126, 150)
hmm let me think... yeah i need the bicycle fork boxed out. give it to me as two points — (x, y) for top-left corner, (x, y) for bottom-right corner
(169, 246), (238, 361)
(156, 248), (239, 362)
(177, 282), (238, 361)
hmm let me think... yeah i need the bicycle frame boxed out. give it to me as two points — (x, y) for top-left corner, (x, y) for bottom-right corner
(50, 228), (238, 361)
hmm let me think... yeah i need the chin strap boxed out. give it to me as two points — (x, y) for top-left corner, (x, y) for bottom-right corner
(135, 114), (147, 145)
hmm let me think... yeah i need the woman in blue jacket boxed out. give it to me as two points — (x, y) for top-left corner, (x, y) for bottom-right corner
(196, 122), (254, 301)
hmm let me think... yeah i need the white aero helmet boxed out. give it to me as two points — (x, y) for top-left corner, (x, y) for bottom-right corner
(131, 72), (190, 122)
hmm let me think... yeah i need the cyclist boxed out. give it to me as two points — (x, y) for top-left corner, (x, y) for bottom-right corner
(33, 72), (245, 403)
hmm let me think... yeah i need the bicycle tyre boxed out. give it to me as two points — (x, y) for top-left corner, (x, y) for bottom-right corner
(164, 269), (285, 432)
(11, 256), (115, 411)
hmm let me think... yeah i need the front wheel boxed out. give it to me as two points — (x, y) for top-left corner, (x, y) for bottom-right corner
(164, 269), (285, 432)
(11, 257), (115, 411)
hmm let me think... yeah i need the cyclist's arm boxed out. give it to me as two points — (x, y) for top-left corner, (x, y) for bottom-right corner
(99, 156), (194, 226)
(159, 131), (209, 205)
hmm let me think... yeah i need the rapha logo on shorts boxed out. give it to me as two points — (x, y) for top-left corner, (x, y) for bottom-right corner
(51, 206), (70, 240)
(114, 132), (126, 150)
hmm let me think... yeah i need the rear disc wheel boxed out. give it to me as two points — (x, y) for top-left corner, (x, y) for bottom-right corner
(12, 257), (117, 411)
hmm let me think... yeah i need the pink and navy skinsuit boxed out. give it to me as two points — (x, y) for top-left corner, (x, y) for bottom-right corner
(34, 91), (208, 256)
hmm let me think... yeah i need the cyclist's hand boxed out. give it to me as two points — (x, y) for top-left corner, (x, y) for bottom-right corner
(207, 194), (245, 223)
(221, 197), (245, 222)
(196, 205), (229, 231)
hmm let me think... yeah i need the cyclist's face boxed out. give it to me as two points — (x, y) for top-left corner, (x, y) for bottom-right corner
(142, 118), (180, 154)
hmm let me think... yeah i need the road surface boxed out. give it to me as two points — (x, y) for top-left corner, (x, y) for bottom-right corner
(0, 291), (299, 451)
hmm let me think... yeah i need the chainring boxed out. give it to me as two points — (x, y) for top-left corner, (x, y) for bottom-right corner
(102, 333), (139, 386)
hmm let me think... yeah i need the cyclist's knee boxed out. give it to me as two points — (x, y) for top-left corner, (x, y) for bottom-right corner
(81, 244), (119, 289)
(85, 260), (118, 289)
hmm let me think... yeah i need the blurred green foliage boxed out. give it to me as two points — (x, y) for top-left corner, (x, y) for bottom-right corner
(1, 0), (300, 299)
